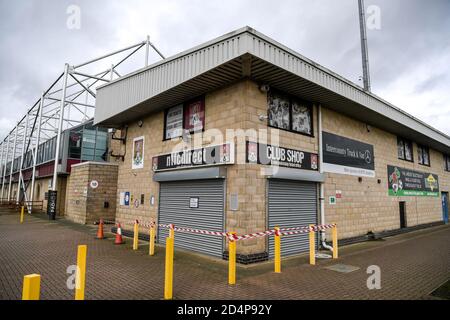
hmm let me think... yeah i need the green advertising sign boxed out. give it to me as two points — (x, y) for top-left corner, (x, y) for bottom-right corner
(387, 165), (439, 197)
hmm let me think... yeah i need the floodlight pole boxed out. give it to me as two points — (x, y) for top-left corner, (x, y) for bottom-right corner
(358, 0), (371, 91)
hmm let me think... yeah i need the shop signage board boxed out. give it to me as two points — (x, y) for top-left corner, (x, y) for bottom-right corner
(152, 142), (234, 171)
(387, 165), (439, 197)
(322, 132), (375, 178)
(246, 142), (318, 171)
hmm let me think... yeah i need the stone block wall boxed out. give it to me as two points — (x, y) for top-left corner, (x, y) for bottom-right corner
(65, 162), (118, 224)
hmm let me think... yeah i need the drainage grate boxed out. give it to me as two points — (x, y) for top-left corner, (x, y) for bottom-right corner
(430, 279), (450, 300)
(325, 264), (360, 273)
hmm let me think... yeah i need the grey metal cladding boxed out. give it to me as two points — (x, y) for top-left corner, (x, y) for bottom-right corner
(95, 26), (450, 151)
(95, 30), (248, 125)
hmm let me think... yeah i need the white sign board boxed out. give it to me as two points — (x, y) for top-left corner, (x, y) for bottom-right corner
(189, 197), (199, 208)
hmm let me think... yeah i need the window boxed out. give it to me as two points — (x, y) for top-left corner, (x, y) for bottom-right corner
(397, 137), (413, 161)
(165, 104), (183, 140)
(268, 91), (313, 136)
(68, 128), (82, 159)
(163, 97), (205, 140)
(445, 154), (450, 172)
(417, 145), (430, 166)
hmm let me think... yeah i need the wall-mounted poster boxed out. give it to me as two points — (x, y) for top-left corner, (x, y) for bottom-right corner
(184, 98), (205, 133)
(268, 92), (290, 130)
(387, 165), (439, 197)
(165, 104), (183, 140)
(124, 192), (130, 206)
(119, 192), (125, 206)
(322, 132), (375, 178)
(291, 100), (312, 135)
(132, 136), (144, 169)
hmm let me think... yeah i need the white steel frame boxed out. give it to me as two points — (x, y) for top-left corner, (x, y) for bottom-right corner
(0, 36), (164, 213)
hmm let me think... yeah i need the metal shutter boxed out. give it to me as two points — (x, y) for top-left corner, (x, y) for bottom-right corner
(158, 179), (225, 258)
(268, 179), (317, 258)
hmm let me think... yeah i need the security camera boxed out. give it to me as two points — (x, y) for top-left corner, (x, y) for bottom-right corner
(259, 114), (268, 121)
(259, 84), (270, 93)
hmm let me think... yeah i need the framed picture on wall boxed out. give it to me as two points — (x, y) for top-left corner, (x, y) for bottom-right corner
(268, 92), (290, 130)
(132, 136), (144, 169)
(165, 104), (184, 140)
(291, 100), (312, 135)
(184, 98), (205, 133)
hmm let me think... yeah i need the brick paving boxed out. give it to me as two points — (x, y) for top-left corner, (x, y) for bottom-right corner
(0, 208), (449, 300)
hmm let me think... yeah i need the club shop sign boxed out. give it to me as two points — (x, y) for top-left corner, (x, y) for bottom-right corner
(322, 132), (375, 178)
(387, 165), (439, 197)
(152, 143), (234, 171)
(246, 142), (318, 171)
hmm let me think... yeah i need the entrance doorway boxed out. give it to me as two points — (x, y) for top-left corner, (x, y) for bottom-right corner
(399, 201), (407, 229)
(442, 192), (449, 224)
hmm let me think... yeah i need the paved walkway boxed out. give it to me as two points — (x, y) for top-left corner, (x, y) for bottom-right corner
(0, 209), (449, 300)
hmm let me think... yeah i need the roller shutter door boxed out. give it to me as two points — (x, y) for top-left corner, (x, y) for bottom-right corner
(268, 179), (317, 258)
(158, 179), (225, 258)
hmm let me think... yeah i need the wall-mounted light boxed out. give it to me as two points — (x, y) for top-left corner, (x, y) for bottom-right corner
(377, 179), (381, 184)
(259, 114), (268, 121)
(366, 124), (371, 132)
(259, 84), (270, 93)
(137, 120), (143, 127)
(358, 177), (363, 183)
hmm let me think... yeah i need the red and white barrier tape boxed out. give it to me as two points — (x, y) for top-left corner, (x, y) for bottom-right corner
(173, 226), (228, 237)
(101, 218), (336, 241)
(227, 229), (277, 241)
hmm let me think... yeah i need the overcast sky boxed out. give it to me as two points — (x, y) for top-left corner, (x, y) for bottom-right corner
(1, 0), (449, 141)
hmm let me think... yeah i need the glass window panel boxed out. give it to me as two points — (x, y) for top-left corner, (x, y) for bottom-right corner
(397, 139), (405, 159)
(165, 104), (184, 139)
(404, 141), (412, 161)
(423, 148), (429, 165)
(268, 92), (290, 130)
(418, 146), (423, 164)
(291, 100), (312, 135)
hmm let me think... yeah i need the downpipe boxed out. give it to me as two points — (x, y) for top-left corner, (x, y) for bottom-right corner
(318, 104), (333, 253)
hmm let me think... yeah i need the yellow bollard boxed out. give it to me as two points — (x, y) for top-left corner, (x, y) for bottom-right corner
(75, 245), (87, 300)
(149, 226), (155, 256)
(164, 237), (174, 300)
(133, 221), (139, 251)
(22, 274), (40, 300)
(20, 206), (24, 224)
(309, 225), (315, 265)
(332, 224), (338, 259)
(274, 226), (281, 273)
(169, 224), (174, 239)
(228, 232), (236, 285)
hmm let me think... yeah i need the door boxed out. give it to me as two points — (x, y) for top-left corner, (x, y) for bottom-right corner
(399, 201), (407, 229)
(268, 179), (317, 258)
(442, 192), (449, 224)
(158, 179), (225, 258)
